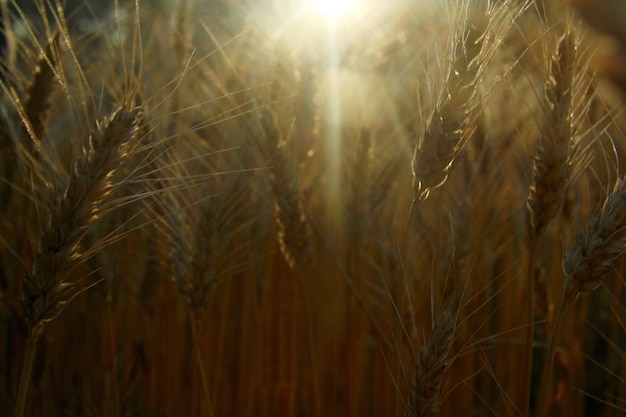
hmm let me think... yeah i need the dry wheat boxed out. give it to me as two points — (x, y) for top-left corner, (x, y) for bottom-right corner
(22, 106), (142, 332)
(411, 0), (524, 200)
(528, 33), (576, 237)
(538, 177), (626, 417)
(14, 106), (141, 417)
(404, 300), (458, 417)
(22, 33), (58, 145)
(563, 177), (626, 303)
(260, 108), (314, 273)
(523, 32), (578, 414)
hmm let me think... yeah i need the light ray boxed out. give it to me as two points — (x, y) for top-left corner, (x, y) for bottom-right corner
(313, 0), (358, 19)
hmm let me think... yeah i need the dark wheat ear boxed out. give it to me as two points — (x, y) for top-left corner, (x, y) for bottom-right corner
(404, 299), (459, 417)
(22, 32), (59, 146)
(563, 178), (626, 304)
(22, 106), (142, 335)
(537, 177), (626, 417)
(0, 33), (59, 212)
(14, 106), (141, 417)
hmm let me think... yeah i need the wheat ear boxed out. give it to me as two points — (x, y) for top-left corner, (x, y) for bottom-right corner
(22, 107), (142, 330)
(412, 100), (469, 202)
(15, 107), (141, 417)
(22, 33), (58, 145)
(404, 300), (458, 417)
(260, 108), (314, 273)
(523, 32), (577, 416)
(412, 0), (518, 201)
(562, 178), (626, 303)
(537, 177), (626, 417)
(528, 33), (576, 238)
(0, 33), (58, 213)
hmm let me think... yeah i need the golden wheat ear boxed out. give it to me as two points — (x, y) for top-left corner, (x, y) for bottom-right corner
(22, 32), (59, 146)
(412, 0), (529, 201)
(259, 108), (314, 274)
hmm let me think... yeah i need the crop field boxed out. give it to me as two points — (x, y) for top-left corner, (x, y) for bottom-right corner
(2, 0), (626, 416)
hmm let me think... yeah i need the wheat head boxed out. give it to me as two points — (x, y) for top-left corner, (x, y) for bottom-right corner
(22, 106), (142, 335)
(260, 108), (314, 273)
(563, 177), (626, 303)
(528, 33), (576, 237)
(404, 301), (458, 417)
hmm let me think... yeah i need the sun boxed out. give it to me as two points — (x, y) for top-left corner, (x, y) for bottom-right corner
(312, 0), (358, 19)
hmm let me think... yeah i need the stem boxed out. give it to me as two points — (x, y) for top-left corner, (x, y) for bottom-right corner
(14, 326), (41, 417)
(400, 198), (417, 256)
(106, 300), (121, 417)
(537, 299), (568, 417)
(522, 235), (539, 417)
(190, 311), (215, 417)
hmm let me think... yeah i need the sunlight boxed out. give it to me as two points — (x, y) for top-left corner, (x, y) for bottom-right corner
(312, 0), (358, 19)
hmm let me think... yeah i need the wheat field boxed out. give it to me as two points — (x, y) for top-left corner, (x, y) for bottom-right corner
(2, 0), (626, 416)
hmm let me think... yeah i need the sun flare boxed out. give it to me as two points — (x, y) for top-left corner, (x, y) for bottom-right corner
(313, 0), (358, 19)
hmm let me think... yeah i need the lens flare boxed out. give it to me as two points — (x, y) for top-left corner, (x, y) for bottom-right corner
(313, 0), (357, 19)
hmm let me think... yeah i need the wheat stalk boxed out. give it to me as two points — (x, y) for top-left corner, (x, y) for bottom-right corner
(523, 31), (578, 416)
(538, 177), (626, 417)
(15, 106), (141, 417)
(155, 162), (258, 417)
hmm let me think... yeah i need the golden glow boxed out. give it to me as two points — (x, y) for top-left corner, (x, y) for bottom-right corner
(312, 0), (357, 19)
